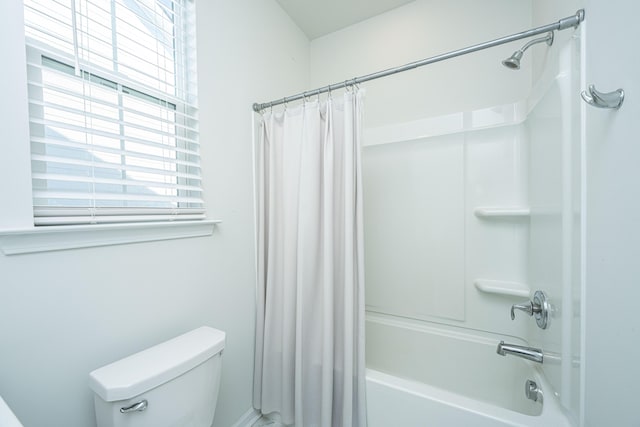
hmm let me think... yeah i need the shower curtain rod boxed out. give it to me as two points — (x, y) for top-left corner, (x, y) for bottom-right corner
(253, 9), (584, 112)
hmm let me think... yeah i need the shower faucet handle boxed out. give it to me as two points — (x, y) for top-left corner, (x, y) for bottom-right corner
(510, 290), (550, 329)
(511, 301), (535, 320)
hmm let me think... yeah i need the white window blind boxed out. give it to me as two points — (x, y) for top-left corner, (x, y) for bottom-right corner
(24, 0), (203, 226)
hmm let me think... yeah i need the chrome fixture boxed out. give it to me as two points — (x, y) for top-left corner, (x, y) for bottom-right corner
(511, 290), (550, 329)
(120, 400), (148, 414)
(581, 84), (625, 109)
(496, 341), (544, 363)
(502, 32), (554, 70)
(525, 379), (543, 403)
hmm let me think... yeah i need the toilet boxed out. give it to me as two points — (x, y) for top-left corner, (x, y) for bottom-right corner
(89, 326), (225, 427)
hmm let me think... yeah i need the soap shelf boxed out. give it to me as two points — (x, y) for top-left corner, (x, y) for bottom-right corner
(474, 279), (530, 298)
(474, 207), (530, 218)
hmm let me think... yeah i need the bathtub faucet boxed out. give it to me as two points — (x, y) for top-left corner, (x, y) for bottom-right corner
(496, 341), (543, 363)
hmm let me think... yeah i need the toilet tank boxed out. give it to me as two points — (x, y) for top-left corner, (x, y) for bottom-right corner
(89, 327), (225, 427)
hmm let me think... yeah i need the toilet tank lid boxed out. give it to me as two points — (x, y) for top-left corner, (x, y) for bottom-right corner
(89, 326), (225, 402)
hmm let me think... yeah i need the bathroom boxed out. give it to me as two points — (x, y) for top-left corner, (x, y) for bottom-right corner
(0, 0), (637, 426)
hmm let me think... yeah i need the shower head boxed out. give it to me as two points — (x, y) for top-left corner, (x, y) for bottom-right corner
(502, 31), (554, 70)
(502, 50), (524, 70)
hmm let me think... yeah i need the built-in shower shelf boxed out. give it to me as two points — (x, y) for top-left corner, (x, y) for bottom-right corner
(474, 279), (530, 298)
(474, 207), (531, 218)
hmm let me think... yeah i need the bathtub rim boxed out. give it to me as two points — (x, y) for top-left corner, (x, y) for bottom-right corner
(365, 367), (574, 426)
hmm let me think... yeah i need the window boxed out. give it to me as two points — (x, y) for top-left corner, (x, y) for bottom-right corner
(23, 0), (202, 226)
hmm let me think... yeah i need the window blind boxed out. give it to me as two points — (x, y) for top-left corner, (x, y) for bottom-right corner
(24, 0), (203, 225)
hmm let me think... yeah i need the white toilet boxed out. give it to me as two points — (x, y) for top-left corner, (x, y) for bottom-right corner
(89, 326), (225, 427)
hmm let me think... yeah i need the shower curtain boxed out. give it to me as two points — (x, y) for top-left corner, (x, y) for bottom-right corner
(253, 90), (367, 427)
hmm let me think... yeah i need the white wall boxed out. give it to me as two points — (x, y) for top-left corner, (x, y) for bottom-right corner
(0, 1), (308, 427)
(309, 0), (532, 128)
(582, 1), (640, 426)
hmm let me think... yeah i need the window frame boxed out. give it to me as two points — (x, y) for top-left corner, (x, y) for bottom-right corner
(26, 0), (204, 225)
(0, 0), (216, 254)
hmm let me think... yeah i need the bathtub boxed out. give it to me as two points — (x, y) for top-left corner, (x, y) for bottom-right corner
(365, 314), (573, 426)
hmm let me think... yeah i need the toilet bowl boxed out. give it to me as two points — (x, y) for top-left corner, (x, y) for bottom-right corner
(89, 326), (225, 427)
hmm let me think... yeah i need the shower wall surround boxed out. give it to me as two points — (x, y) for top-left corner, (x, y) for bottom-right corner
(363, 109), (530, 339)
(363, 55), (582, 427)
(527, 36), (582, 416)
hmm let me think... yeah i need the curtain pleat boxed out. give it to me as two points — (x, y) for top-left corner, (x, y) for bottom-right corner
(253, 90), (367, 427)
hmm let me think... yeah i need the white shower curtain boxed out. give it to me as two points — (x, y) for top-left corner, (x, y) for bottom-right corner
(253, 90), (367, 427)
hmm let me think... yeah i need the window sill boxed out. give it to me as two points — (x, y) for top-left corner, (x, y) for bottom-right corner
(0, 220), (220, 255)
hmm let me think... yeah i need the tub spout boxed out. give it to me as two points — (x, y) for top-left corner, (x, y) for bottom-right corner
(496, 341), (543, 363)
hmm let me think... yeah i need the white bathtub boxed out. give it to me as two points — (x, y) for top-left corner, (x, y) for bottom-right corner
(365, 314), (573, 426)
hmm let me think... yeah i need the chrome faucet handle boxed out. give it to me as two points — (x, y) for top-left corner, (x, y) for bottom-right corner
(510, 301), (535, 320)
(510, 290), (550, 329)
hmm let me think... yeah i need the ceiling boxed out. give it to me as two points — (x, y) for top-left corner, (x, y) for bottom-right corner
(275, 0), (417, 40)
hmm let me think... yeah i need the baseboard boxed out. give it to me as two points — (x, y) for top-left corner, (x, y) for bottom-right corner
(230, 407), (261, 427)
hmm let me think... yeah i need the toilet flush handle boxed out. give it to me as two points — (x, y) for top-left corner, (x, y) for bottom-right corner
(120, 399), (148, 414)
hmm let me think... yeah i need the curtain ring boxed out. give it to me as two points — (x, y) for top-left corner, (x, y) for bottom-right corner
(283, 97), (288, 110)
(316, 88), (321, 103)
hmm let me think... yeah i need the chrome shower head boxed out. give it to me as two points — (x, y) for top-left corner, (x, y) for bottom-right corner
(502, 50), (524, 69)
(502, 31), (554, 70)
